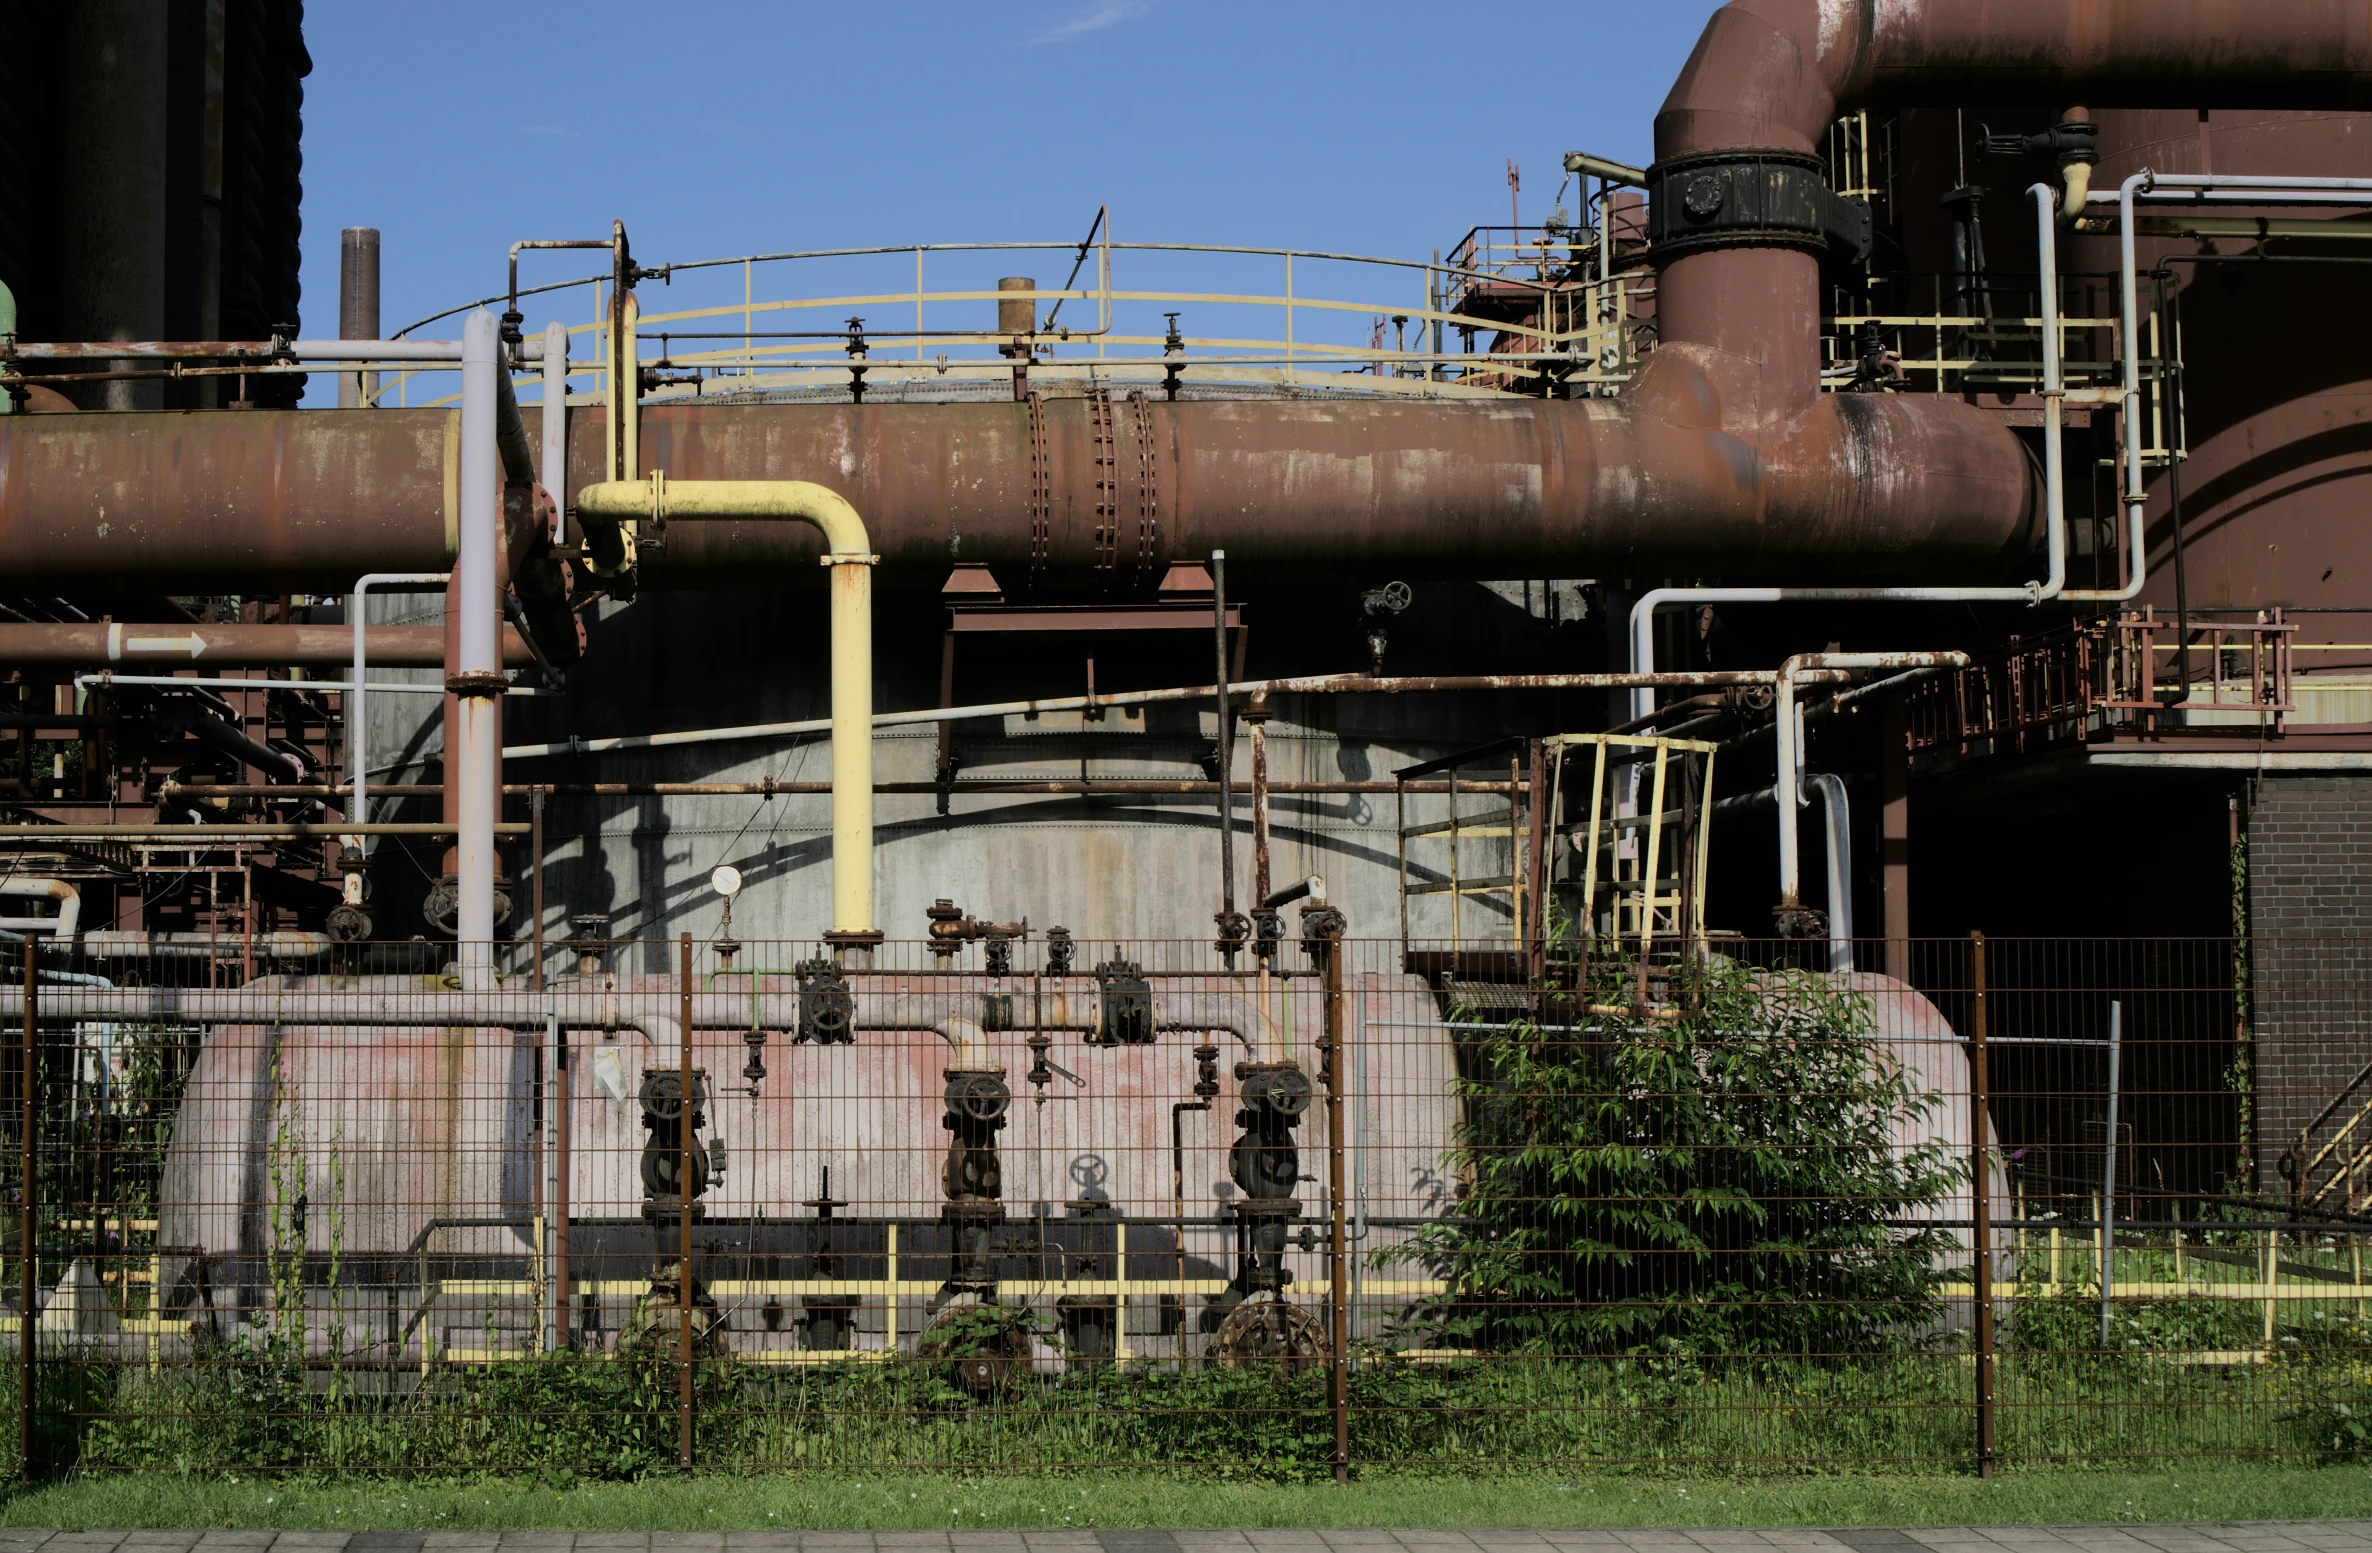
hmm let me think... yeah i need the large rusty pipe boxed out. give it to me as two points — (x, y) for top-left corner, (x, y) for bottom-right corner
(0, 394), (2039, 590)
(0, 623), (528, 668)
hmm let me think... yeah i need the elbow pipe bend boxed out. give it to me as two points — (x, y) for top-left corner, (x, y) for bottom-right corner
(0, 878), (78, 943)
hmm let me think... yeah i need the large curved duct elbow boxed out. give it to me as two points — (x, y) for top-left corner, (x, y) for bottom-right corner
(1656, 0), (2372, 428)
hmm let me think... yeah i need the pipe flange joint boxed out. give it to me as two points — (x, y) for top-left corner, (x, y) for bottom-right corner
(1647, 148), (1869, 266)
(443, 669), (509, 699)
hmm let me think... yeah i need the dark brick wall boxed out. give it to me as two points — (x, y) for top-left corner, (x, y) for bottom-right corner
(2249, 776), (2372, 1193)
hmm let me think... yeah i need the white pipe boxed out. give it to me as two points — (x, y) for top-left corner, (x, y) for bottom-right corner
(285, 340), (462, 362)
(1800, 771), (1853, 972)
(456, 311), (503, 986)
(2059, 172), (2147, 603)
(1776, 653), (1966, 912)
(0, 879), (78, 942)
(77, 930), (334, 961)
(1625, 184), (2082, 724)
(346, 572), (454, 856)
(0, 981), (1284, 1066)
(541, 322), (568, 543)
(506, 670), (1833, 762)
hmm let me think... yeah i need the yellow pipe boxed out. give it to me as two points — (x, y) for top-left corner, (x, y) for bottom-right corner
(574, 476), (876, 938)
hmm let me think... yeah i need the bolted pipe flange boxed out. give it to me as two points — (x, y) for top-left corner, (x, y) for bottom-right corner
(442, 669), (509, 699)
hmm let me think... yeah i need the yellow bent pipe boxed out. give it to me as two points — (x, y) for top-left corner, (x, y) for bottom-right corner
(574, 476), (875, 940)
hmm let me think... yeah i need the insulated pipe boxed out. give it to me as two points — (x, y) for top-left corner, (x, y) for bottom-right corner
(0, 396), (2039, 593)
(455, 312), (503, 986)
(1800, 772), (1853, 973)
(0, 981), (1283, 1065)
(350, 571), (463, 851)
(76, 930), (334, 962)
(574, 476), (875, 939)
(0, 622), (524, 669)
(1775, 652), (1965, 914)
(0, 880), (78, 942)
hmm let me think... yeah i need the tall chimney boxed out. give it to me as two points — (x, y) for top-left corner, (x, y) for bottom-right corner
(339, 227), (381, 408)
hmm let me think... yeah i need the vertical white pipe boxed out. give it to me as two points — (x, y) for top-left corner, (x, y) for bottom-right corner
(456, 310), (502, 986)
(541, 321), (568, 541)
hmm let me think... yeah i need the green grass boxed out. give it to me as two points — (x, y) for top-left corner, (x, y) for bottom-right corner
(2, 1467), (2372, 1531)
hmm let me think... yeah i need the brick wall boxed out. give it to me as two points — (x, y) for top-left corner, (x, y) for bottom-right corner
(2249, 776), (2372, 1193)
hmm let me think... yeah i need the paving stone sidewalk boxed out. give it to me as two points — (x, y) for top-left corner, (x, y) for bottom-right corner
(0, 1527), (2364, 1553)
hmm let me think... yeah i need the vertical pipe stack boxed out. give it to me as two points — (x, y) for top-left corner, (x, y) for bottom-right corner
(338, 227), (380, 409)
(454, 310), (502, 985)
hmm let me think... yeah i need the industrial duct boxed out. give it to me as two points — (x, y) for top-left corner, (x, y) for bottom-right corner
(6, 3), (2372, 590)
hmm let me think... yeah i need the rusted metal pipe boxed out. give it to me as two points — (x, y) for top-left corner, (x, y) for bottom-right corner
(0, 622), (524, 668)
(502, 669), (1846, 762)
(0, 396), (2038, 591)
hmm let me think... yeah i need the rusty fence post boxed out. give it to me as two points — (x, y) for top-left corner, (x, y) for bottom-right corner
(1970, 930), (1996, 1478)
(1313, 910), (1351, 1483)
(17, 938), (33, 1481)
(678, 932), (695, 1470)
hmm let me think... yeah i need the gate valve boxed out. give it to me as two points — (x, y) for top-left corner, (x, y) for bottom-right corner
(941, 1067), (1011, 1202)
(1090, 957), (1154, 1045)
(793, 956), (853, 1044)
(637, 1067), (712, 1212)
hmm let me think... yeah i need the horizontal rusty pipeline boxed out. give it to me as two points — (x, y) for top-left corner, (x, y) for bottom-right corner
(0, 622), (532, 668)
(159, 779), (1534, 799)
(0, 823), (529, 838)
(0, 395), (2038, 590)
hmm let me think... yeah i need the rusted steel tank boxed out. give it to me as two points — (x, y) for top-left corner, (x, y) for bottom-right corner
(149, 967), (1995, 1343)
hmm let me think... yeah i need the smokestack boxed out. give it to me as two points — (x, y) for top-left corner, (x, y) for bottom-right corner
(339, 226), (381, 409)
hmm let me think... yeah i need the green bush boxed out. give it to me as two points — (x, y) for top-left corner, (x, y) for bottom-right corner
(1389, 958), (1964, 1358)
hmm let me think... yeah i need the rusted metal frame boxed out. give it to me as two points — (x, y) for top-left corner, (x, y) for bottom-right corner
(678, 933), (695, 1469)
(1248, 698), (1272, 909)
(1971, 930), (1996, 1478)
(15, 939), (29, 1481)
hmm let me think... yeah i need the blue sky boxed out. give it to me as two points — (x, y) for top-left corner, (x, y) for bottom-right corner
(294, 1), (1719, 398)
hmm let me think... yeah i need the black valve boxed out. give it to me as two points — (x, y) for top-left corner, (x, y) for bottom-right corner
(1046, 926), (1076, 975)
(794, 957), (853, 1044)
(1091, 957), (1154, 1045)
(942, 1067), (1011, 1205)
(637, 1067), (711, 1214)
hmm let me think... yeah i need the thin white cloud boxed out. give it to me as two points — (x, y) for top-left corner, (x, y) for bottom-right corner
(1033, 0), (1150, 44)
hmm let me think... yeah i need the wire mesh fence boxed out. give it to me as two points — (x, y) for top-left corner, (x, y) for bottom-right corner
(0, 930), (2359, 1478)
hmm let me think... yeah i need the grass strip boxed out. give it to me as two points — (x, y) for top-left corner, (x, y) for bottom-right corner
(2, 1466), (2371, 1531)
